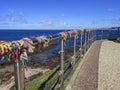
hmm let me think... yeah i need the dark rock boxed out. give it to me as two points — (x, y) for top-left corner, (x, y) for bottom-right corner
(117, 37), (120, 42)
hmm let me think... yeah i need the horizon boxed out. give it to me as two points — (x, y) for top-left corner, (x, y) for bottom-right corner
(0, 0), (120, 29)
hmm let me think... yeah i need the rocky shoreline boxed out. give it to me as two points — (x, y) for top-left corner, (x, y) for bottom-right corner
(0, 41), (79, 90)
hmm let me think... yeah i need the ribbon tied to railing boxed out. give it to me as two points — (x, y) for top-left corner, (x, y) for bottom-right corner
(0, 38), (34, 68)
(0, 41), (9, 62)
(36, 36), (50, 49)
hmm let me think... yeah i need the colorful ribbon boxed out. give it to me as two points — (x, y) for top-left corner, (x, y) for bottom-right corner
(0, 56), (5, 62)
(0, 38), (34, 67)
(36, 36), (50, 49)
(20, 51), (28, 67)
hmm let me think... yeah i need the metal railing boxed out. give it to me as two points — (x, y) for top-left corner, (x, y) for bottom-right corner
(0, 27), (120, 90)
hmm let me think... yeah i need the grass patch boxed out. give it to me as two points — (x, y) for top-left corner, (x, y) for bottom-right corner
(63, 57), (82, 89)
(10, 65), (60, 90)
(10, 55), (82, 90)
(25, 65), (60, 90)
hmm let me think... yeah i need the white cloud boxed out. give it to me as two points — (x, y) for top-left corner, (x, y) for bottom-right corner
(112, 21), (120, 24)
(46, 20), (54, 25)
(59, 22), (82, 29)
(0, 9), (28, 24)
(112, 18), (120, 24)
(0, 22), (10, 25)
(103, 17), (120, 25)
(62, 22), (67, 27)
(39, 20), (54, 26)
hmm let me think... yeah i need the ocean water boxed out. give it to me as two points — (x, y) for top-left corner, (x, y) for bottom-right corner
(0, 30), (66, 41)
(0, 29), (119, 62)
(0, 29), (119, 51)
(0, 29), (119, 41)
(96, 29), (119, 40)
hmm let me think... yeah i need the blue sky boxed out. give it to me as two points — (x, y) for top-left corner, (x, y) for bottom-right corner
(0, 0), (120, 29)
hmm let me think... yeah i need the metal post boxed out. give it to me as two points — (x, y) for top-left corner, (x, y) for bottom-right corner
(118, 27), (119, 37)
(93, 30), (94, 42)
(118, 27), (120, 36)
(14, 61), (20, 90)
(89, 30), (92, 46)
(80, 33), (82, 57)
(91, 31), (93, 43)
(73, 35), (76, 64)
(60, 38), (64, 90)
(101, 30), (103, 40)
(88, 31), (90, 49)
(90, 31), (92, 44)
(118, 27), (120, 37)
(109, 29), (111, 40)
(93, 31), (94, 42)
(84, 31), (87, 54)
(19, 60), (25, 90)
(89, 31), (91, 45)
(86, 31), (88, 50)
(92, 31), (94, 42)
(94, 30), (96, 41)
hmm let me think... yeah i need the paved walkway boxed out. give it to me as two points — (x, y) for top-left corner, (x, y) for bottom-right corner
(98, 41), (120, 90)
(67, 40), (120, 90)
(73, 41), (102, 90)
